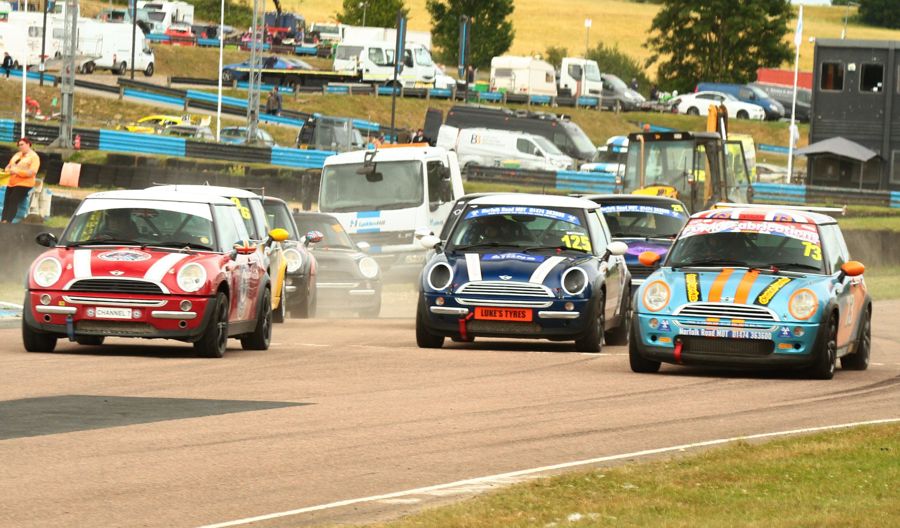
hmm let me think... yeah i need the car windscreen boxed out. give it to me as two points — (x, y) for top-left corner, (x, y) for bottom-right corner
(61, 199), (216, 250)
(584, 62), (601, 82)
(561, 121), (596, 159)
(666, 218), (824, 273)
(448, 205), (591, 254)
(600, 203), (687, 239)
(319, 160), (424, 212)
(263, 202), (298, 239)
(294, 217), (355, 249)
(622, 140), (694, 192)
(414, 47), (434, 67)
(604, 74), (627, 90)
(335, 46), (363, 61)
(533, 135), (565, 156)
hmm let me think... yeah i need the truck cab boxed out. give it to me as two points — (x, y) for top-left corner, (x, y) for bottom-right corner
(558, 57), (603, 98)
(333, 40), (438, 88)
(318, 146), (465, 276)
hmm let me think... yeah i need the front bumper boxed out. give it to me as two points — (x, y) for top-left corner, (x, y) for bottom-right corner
(316, 279), (382, 311)
(632, 313), (825, 368)
(421, 292), (593, 340)
(24, 290), (216, 341)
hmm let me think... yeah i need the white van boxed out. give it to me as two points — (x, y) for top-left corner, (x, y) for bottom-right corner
(333, 40), (438, 87)
(558, 57), (603, 97)
(437, 126), (574, 171)
(318, 146), (465, 274)
(490, 56), (557, 96)
(67, 19), (155, 76)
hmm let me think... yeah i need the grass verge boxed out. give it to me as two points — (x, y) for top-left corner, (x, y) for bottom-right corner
(356, 423), (900, 528)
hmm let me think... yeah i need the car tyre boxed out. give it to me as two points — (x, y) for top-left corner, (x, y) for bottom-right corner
(629, 319), (661, 373)
(292, 282), (317, 319)
(808, 315), (838, 380)
(415, 296), (444, 349)
(194, 292), (229, 358)
(604, 288), (631, 346)
(687, 107), (700, 116)
(22, 319), (58, 353)
(222, 69), (234, 83)
(75, 336), (105, 346)
(241, 288), (273, 350)
(736, 110), (749, 119)
(143, 62), (154, 77)
(841, 307), (871, 371)
(272, 281), (286, 324)
(575, 291), (605, 353)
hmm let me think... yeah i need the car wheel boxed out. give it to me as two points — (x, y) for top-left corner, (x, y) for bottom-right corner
(841, 307), (871, 371)
(359, 295), (382, 318)
(83, 61), (95, 74)
(575, 291), (605, 353)
(629, 318), (661, 373)
(115, 61), (127, 75)
(222, 70), (234, 83)
(272, 281), (286, 324)
(22, 314), (57, 353)
(194, 292), (229, 358)
(143, 62), (154, 77)
(808, 315), (838, 380)
(292, 282), (317, 319)
(75, 336), (105, 346)
(736, 110), (749, 119)
(241, 287), (273, 351)
(687, 107), (699, 116)
(604, 288), (632, 346)
(415, 295), (444, 349)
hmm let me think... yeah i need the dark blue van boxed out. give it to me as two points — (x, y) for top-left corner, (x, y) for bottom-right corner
(696, 82), (785, 120)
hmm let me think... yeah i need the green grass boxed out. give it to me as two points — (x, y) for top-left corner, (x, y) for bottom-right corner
(356, 423), (900, 528)
(865, 267), (900, 301)
(839, 216), (900, 232)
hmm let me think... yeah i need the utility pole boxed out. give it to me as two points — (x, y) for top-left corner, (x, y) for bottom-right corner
(246, 0), (263, 144)
(39, 0), (49, 86)
(389, 10), (406, 143)
(50, 0), (78, 148)
(130, 0), (137, 79)
(584, 18), (591, 57)
(841, 2), (859, 40)
(359, 1), (368, 26)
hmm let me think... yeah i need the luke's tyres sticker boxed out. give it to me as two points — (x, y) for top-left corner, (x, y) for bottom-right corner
(685, 273), (702, 303)
(754, 277), (793, 306)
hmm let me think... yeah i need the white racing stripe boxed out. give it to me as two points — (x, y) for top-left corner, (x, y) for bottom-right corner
(73, 250), (92, 279)
(529, 256), (565, 284)
(194, 417), (900, 528)
(144, 253), (189, 283)
(465, 254), (482, 282)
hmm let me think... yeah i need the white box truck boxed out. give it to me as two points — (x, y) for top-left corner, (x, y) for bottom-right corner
(558, 57), (603, 97)
(137, 0), (194, 33)
(490, 56), (557, 96)
(333, 40), (439, 88)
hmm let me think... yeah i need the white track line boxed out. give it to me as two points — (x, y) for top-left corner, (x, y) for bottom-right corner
(197, 418), (900, 528)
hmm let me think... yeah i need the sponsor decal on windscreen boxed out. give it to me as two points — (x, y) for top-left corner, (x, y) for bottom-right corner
(600, 204), (686, 218)
(465, 206), (581, 225)
(680, 219), (820, 244)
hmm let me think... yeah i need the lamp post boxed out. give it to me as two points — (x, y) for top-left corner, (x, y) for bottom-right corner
(584, 18), (591, 56)
(359, 1), (368, 26)
(39, 0), (49, 86)
(841, 2), (859, 40)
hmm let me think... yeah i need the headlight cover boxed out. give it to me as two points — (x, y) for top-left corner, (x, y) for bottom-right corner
(358, 256), (379, 279)
(561, 267), (588, 296)
(427, 262), (453, 291)
(33, 257), (62, 288)
(642, 280), (670, 312)
(789, 288), (818, 320)
(176, 263), (207, 293)
(284, 248), (302, 273)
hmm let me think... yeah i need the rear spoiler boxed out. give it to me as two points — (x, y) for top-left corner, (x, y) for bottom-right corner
(713, 202), (846, 216)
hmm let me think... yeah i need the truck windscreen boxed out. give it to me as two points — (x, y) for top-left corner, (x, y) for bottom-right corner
(320, 161), (425, 212)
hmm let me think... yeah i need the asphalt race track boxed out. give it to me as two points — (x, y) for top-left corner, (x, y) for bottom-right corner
(1, 301), (899, 528)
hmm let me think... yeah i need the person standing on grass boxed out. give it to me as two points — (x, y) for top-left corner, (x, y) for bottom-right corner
(2, 53), (12, 78)
(2, 138), (40, 223)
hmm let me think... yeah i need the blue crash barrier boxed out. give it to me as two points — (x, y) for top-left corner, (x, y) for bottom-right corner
(270, 146), (335, 169)
(123, 88), (184, 106)
(891, 192), (900, 210)
(99, 129), (187, 157)
(577, 96), (600, 108)
(556, 170), (617, 194)
(751, 182), (806, 204)
(351, 119), (380, 132)
(0, 119), (15, 142)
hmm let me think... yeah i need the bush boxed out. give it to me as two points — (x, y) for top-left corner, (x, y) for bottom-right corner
(586, 43), (651, 95)
(543, 46), (568, 69)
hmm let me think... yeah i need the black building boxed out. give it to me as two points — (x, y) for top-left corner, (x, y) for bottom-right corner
(810, 39), (899, 190)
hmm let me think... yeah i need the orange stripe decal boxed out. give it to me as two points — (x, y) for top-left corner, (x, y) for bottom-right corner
(708, 268), (734, 302)
(734, 270), (760, 305)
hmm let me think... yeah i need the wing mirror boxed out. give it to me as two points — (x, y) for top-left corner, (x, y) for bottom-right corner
(606, 241), (628, 257)
(233, 241), (258, 255)
(305, 230), (324, 246)
(638, 251), (661, 268)
(840, 260), (865, 279)
(268, 228), (290, 243)
(356, 241), (371, 252)
(35, 232), (58, 247)
(418, 234), (441, 250)
(414, 226), (434, 239)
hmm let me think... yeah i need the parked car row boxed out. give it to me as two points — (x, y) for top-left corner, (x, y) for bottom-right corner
(117, 114), (277, 146)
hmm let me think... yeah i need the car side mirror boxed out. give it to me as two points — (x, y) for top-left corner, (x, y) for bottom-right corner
(418, 234), (441, 250)
(607, 241), (628, 258)
(840, 260), (865, 279)
(356, 241), (371, 252)
(414, 226), (434, 239)
(268, 228), (290, 243)
(304, 230), (324, 246)
(233, 241), (257, 255)
(638, 251), (661, 268)
(35, 232), (58, 247)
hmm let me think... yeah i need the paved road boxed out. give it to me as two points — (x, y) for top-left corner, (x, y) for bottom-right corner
(1, 302), (898, 528)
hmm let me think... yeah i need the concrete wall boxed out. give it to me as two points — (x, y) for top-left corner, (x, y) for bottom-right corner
(844, 230), (900, 268)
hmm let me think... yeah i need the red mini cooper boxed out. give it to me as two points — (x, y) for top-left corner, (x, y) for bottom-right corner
(22, 189), (287, 357)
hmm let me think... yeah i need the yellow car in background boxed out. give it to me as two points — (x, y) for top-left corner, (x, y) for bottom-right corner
(120, 115), (209, 134)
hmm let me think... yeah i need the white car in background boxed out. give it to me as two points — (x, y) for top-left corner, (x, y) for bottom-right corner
(674, 91), (765, 120)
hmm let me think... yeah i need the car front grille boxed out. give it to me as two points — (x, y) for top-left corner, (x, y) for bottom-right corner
(76, 321), (156, 336)
(682, 336), (774, 357)
(628, 264), (655, 280)
(349, 230), (415, 246)
(457, 281), (553, 298)
(468, 321), (544, 335)
(68, 279), (164, 295)
(675, 302), (778, 321)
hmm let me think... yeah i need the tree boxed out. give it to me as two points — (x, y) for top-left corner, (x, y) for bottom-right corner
(644, 0), (794, 93)
(336, 0), (409, 28)
(426, 0), (515, 68)
(858, 0), (900, 29)
(543, 46), (568, 69)
(587, 43), (650, 96)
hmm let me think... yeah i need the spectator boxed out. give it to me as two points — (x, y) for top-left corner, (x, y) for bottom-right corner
(265, 86), (282, 116)
(411, 129), (426, 143)
(2, 137), (40, 223)
(649, 84), (659, 101)
(630, 77), (639, 91)
(2, 52), (12, 78)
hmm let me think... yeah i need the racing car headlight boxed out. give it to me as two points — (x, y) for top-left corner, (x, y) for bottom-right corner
(642, 280), (670, 312)
(427, 262), (453, 291)
(561, 267), (588, 296)
(284, 248), (303, 273)
(33, 257), (62, 288)
(176, 263), (207, 293)
(358, 256), (379, 279)
(788, 289), (818, 320)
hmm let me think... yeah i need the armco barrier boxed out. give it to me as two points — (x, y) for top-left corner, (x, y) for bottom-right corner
(892, 192), (900, 209)
(0, 120), (14, 142)
(751, 182), (806, 204)
(555, 170), (616, 194)
(99, 130), (186, 157)
(124, 88), (184, 106)
(271, 146), (335, 169)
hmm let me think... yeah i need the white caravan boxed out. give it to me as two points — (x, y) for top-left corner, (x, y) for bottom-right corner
(137, 0), (194, 33)
(0, 12), (58, 67)
(318, 146), (464, 273)
(332, 40), (439, 87)
(62, 19), (155, 76)
(490, 56), (557, 96)
(558, 57), (603, 97)
(437, 125), (575, 171)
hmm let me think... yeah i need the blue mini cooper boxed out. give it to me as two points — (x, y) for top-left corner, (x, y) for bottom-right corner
(630, 206), (871, 379)
(416, 194), (630, 352)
